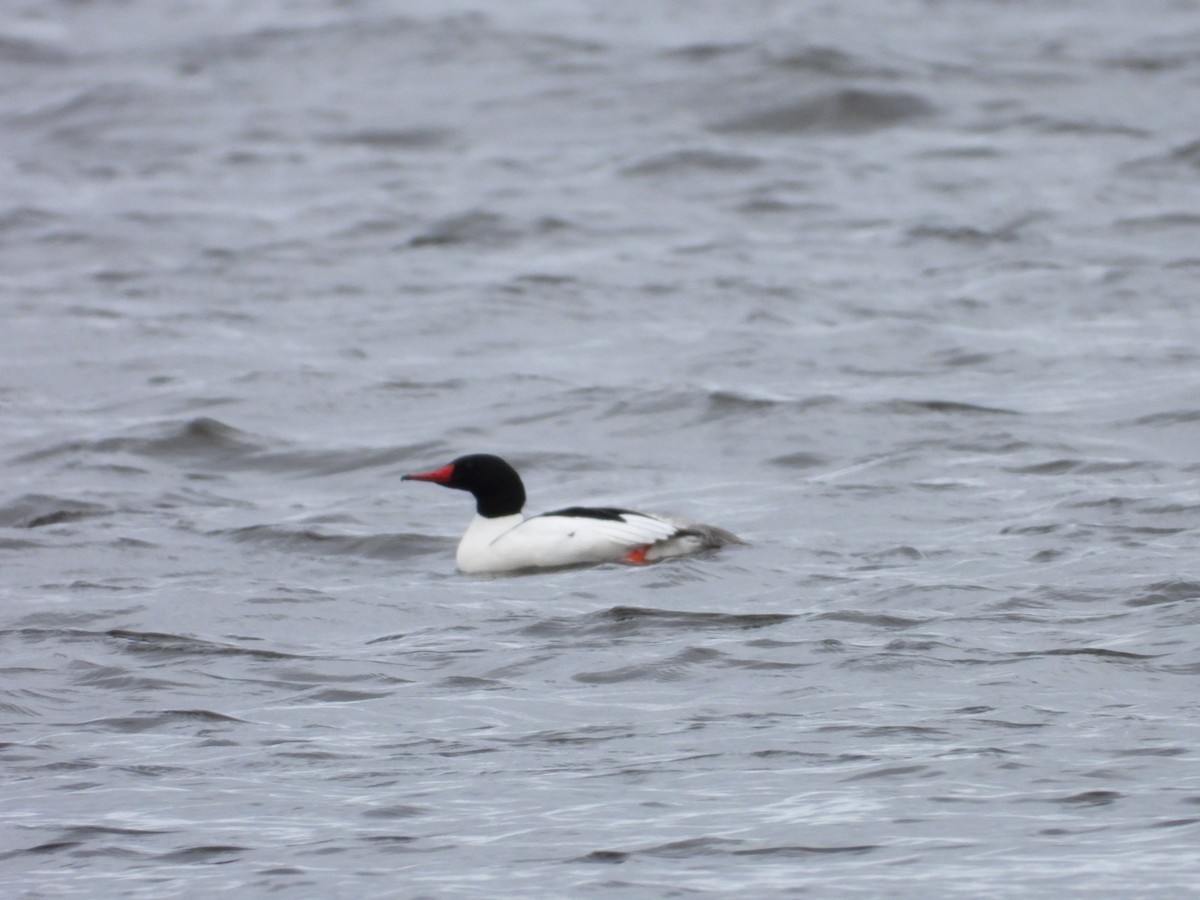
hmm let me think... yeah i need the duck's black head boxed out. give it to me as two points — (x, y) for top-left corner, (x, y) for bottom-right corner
(402, 453), (526, 518)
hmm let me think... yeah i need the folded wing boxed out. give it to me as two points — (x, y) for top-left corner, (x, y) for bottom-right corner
(495, 507), (682, 567)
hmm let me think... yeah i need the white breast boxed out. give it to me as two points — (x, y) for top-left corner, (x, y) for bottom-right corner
(454, 511), (687, 574)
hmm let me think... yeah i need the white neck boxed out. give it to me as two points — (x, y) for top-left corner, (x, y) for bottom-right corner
(456, 513), (524, 573)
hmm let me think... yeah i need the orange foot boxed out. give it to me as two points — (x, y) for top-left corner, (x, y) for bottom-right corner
(626, 546), (650, 565)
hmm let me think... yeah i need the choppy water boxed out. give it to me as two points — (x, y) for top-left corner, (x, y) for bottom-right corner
(3, 1), (1200, 896)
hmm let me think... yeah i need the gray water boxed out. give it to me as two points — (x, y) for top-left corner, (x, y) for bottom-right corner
(3, 1), (1200, 896)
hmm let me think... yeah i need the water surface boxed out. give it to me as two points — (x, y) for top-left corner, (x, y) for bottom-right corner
(3, 1), (1200, 896)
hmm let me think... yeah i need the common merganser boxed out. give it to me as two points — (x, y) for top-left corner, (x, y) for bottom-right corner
(402, 453), (742, 574)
